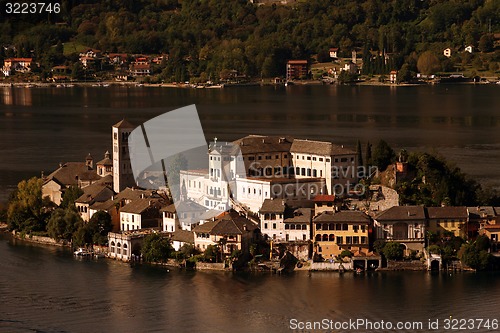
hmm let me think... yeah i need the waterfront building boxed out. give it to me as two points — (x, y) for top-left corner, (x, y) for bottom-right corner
(112, 119), (136, 193)
(426, 206), (468, 238)
(192, 211), (259, 256)
(467, 206), (498, 238)
(259, 199), (286, 240)
(1, 57), (32, 76)
(286, 60), (308, 80)
(75, 181), (115, 222)
(108, 229), (158, 261)
(180, 135), (356, 214)
(374, 206), (426, 255)
(119, 198), (163, 231)
(313, 211), (371, 258)
(161, 200), (207, 233)
(42, 158), (102, 205)
(259, 199), (312, 242)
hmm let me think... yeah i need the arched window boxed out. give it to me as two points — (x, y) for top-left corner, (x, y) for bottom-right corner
(315, 234), (321, 241)
(322, 234), (328, 241)
(302, 224), (307, 230)
(285, 224), (289, 230)
(322, 223), (328, 231)
(290, 224), (296, 230)
(329, 223), (335, 230)
(329, 234), (335, 241)
(123, 243), (128, 256)
(110, 241), (115, 253)
(116, 242), (121, 254)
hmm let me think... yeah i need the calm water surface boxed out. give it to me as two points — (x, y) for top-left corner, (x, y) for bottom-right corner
(0, 84), (499, 202)
(1, 85), (500, 331)
(1, 233), (500, 332)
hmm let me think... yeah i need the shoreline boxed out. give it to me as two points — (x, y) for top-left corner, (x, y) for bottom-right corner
(1, 78), (497, 89)
(0, 231), (472, 273)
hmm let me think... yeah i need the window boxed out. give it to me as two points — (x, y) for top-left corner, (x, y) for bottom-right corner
(313, 169), (317, 177)
(316, 223), (322, 230)
(307, 156), (311, 161)
(307, 169), (311, 176)
(353, 225), (358, 232)
(266, 155), (271, 160)
(285, 224), (289, 230)
(336, 236), (343, 244)
(248, 156), (255, 161)
(361, 236), (367, 244)
(346, 236), (352, 244)
(342, 224), (348, 230)
(264, 223), (268, 229)
(258, 156), (262, 160)
(341, 158), (348, 162)
(353, 236), (359, 244)
(313, 157), (317, 161)
(319, 158), (323, 162)
(275, 155), (279, 159)
(272, 223), (276, 229)
(326, 158), (330, 162)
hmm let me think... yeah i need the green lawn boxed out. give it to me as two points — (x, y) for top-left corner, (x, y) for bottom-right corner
(63, 42), (89, 56)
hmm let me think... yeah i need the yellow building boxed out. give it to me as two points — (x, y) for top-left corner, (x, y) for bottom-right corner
(427, 207), (468, 238)
(313, 211), (371, 259)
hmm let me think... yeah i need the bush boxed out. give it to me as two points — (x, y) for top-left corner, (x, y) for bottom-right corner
(383, 242), (404, 260)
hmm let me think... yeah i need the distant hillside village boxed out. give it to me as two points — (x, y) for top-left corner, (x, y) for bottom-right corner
(2, 41), (500, 85)
(34, 119), (500, 271)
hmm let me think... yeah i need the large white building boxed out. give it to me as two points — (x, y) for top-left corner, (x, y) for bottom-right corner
(180, 135), (357, 214)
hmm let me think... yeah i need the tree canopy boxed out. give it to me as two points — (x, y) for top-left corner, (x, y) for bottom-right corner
(1, 0), (499, 80)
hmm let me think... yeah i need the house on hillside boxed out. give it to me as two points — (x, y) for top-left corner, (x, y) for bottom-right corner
(2, 58), (33, 76)
(329, 48), (339, 59)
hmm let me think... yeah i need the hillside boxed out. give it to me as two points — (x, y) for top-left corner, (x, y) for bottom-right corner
(1, 0), (499, 81)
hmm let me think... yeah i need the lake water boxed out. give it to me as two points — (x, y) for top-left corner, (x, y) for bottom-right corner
(1, 85), (500, 332)
(1, 84), (499, 203)
(1, 233), (500, 333)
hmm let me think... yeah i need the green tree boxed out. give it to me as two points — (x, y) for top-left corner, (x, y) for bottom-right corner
(87, 211), (113, 245)
(478, 34), (494, 53)
(7, 177), (50, 232)
(203, 244), (219, 263)
(383, 242), (404, 260)
(417, 51), (441, 75)
(71, 62), (85, 80)
(397, 63), (414, 83)
(47, 207), (82, 241)
(372, 140), (395, 171)
(458, 239), (492, 271)
(60, 185), (83, 209)
(356, 140), (363, 168)
(142, 233), (173, 263)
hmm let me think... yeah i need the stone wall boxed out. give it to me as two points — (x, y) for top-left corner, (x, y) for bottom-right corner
(310, 261), (353, 271)
(13, 231), (69, 247)
(195, 262), (227, 271)
(384, 260), (427, 271)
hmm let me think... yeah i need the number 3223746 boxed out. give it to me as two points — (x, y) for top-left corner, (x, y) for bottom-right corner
(5, 2), (61, 14)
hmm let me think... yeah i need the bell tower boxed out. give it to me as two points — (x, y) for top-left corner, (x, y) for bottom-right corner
(112, 119), (136, 193)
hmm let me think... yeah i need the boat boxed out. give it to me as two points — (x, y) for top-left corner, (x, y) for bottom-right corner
(74, 248), (92, 257)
